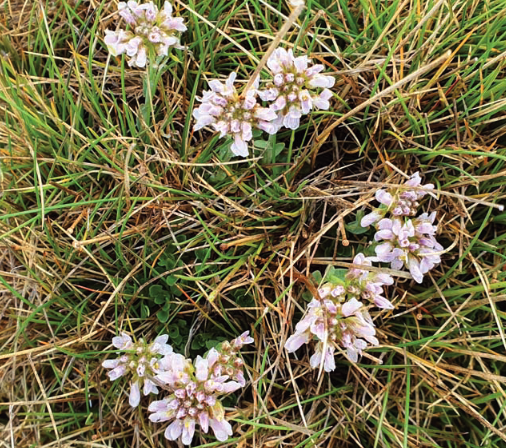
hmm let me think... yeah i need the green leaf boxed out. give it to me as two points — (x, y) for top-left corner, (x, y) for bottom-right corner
(311, 270), (323, 284)
(154, 295), (166, 305)
(162, 301), (171, 311)
(253, 139), (269, 149)
(170, 284), (183, 297)
(196, 249), (208, 261)
(345, 211), (369, 235)
(159, 255), (176, 270)
(166, 275), (177, 286)
(149, 284), (164, 298)
(325, 267), (347, 284)
(302, 290), (313, 302)
(157, 309), (170, 323)
(205, 337), (226, 350)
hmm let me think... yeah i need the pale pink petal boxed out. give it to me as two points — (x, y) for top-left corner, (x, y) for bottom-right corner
(143, 379), (158, 395)
(209, 418), (233, 442)
(112, 332), (133, 349)
(181, 418), (196, 445)
(199, 412), (209, 432)
(341, 298), (363, 317)
(376, 190), (393, 206)
(107, 365), (126, 380)
(195, 356), (209, 382)
(361, 211), (382, 227)
(102, 359), (120, 369)
(222, 381), (242, 393)
(165, 419), (184, 440)
(129, 382), (141, 407)
(230, 135), (249, 158)
(285, 332), (310, 352)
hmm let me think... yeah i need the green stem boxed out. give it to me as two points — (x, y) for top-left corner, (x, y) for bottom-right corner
(141, 61), (159, 131)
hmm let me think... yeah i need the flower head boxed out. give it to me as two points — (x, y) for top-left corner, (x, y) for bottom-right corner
(150, 332), (252, 444)
(285, 294), (379, 368)
(258, 47), (334, 130)
(345, 253), (395, 309)
(193, 73), (278, 157)
(150, 354), (236, 445)
(102, 333), (172, 407)
(104, 1), (186, 67)
(204, 331), (253, 386)
(361, 172), (435, 227)
(373, 213), (443, 283)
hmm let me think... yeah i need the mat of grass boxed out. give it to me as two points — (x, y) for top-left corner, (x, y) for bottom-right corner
(1, 0), (506, 446)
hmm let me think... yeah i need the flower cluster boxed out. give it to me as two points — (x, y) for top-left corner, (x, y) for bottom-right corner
(103, 331), (253, 445)
(104, 1), (186, 68)
(342, 253), (394, 310)
(286, 295), (377, 368)
(258, 48), (335, 130)
(361, 172), (434, 226)
(102, 333), (172, 407)
(286, 172), (444, 367)
(361, 173), (443, 283)
(373, 212), (443, 283)
(193, 47), (335, 158)
(193, 73), (278, 157)
(285, 253), (392, 369)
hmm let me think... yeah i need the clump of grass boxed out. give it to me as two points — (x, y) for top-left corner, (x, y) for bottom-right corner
(1, 0), (506, 447)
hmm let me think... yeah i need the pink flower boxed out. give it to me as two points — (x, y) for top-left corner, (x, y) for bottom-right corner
(204, 332), (252, 386)
(150, 357), (240, 444)
(361, 173), (435, 227)
(342, 297), (363, 316)
(339, 301), (379, 362)
(285, 289), (381, 368)
(105, 1), (186, 67)
(345, 254), (394, 309)
(373, 216), (442, 283)
(193, 73), (278, 157)
(149, 331), (251, 444)
(258, 47), (334, 130)
(112, 332), (134, 349)
(231, 331), (255, 348)
(309, 343), (335, 372)
(102, 332), (172, 407)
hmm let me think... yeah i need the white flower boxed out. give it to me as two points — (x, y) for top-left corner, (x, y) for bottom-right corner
(105, 1), (186, 67)
(361, 172), (435, 227)
(193, 73), (278, 157)
(285, 257), (393, 367)
(149, 332), (251, 445)
(258, 47), (334, 130)
(102, 333), (172, 407)
(373, 216), (443, 283)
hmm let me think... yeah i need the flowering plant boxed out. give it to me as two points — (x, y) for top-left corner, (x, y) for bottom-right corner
(285, 172), (444, 368)
(102, 333), (172, 407)
(104, 1), (186, 68)
(102, 331), (253, 445)
(361, 172), (434, 227)
(192, 47), (335, 158)
(259, 47), (334, 130)
(193, 72), (278, 157)
(361, 173), (443, 283)
(373, 212), (443, 283)
(149, 332), (253, 444)
(285, 255), (391, 369)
